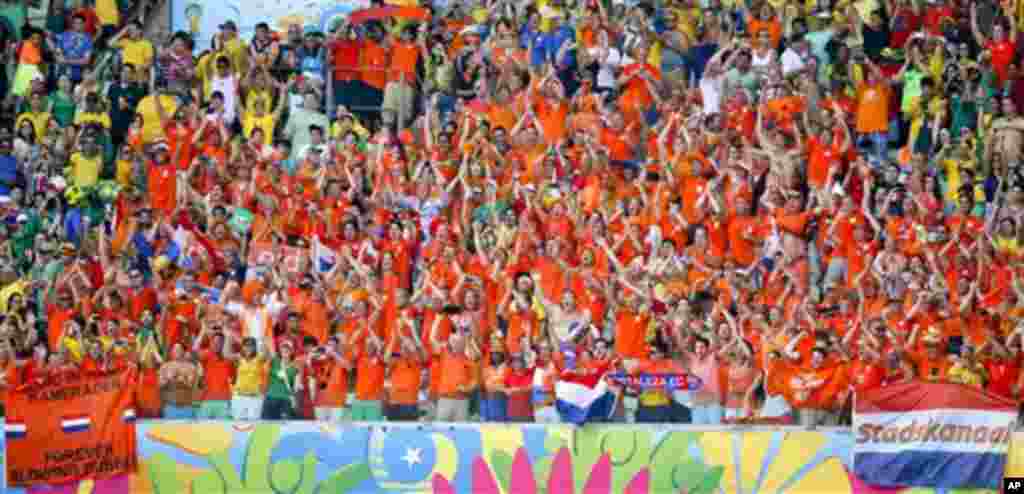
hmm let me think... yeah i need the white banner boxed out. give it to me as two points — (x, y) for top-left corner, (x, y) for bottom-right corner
(173, 0), (370, 52)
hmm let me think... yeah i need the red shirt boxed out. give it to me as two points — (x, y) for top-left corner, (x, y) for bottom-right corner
(850, 359), (885, 393)
(889, 8), (923, 48)
(924, 5), (953, 36)
(987, 39), (1016, 83)
(201, 351), (236, 401)
(328, 39), (362, 81)
(72, 8), (100, 35)
(504, 368), (534, 391)
(985, 359), (1019, 399)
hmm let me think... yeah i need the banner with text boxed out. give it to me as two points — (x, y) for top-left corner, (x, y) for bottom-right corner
(5, 369), (138, 487)
(854, 381), (1017, 490)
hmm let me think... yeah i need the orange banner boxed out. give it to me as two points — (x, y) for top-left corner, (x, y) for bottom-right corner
(6, 369), (138, 487)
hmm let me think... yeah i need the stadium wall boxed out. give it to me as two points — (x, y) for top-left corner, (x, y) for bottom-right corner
(4, 422), (1024, 493)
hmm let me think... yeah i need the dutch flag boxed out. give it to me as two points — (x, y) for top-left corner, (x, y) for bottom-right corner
(123, 408), (137, 423)
(555, 365), (618, 426)
(854, 381), (1019, 490)
(61, 415), (92, 434)
(5, 422), (26, 439)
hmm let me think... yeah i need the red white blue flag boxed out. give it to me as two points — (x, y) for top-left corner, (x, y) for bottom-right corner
(555, 365), (617, 425)
(854, 381), (1017, 489)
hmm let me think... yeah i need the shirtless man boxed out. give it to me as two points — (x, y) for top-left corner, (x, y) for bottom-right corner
(987, 97), (1024, 164)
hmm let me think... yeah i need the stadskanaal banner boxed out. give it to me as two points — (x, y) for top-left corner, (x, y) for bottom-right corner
(5, 368), (138, 487)
(854, 381), (1017, 489)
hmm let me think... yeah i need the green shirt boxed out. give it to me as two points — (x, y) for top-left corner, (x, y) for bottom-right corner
(900, 70), (924, 113)
(10, 212), (40, 266)
(48, 92), (76, 128)
(267, 357), (300, 400)
(724, 68), (759, 99)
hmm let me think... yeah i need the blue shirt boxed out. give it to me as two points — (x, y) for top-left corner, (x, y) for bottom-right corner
(0, 154), (18, 196)
(528, 25), (574, 67)
(58, 31), (93, 79)
(688, 42), (719, 80)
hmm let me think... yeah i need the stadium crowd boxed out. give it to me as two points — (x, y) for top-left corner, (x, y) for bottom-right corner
(0, 0), (1021, 427)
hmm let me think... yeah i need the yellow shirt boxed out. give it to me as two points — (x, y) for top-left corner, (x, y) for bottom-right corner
(941, 158), (984, 207)
(70, 152), (102, 187)
(242, 112), (276, 145)
(136, 94), (179, 143)
(946, 361), (987, 388)
(96, 0), (120, 26)
(223, 37), (249, 75)
(115, 159), (133, 186)
(330, 120), (370, 140)
(195, 53), (218, 99)
(116, 38), (154, 69)
(669, 7), (703, 42)
(61, 337), (84, 362)
(16, 111), (50, 141)
(536, 1), (565, 32)
(233, 356), (268, 395)
(74, 111), (112, 129)
(994, 235), (1021, 256)
(245, 88), (272, 114)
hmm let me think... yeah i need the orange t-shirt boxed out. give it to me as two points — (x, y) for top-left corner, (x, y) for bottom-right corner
(360, 40), (389, 90)
(147, 160), (178, 216)
(615, 309), (650, 359)
(483, 364), (509, 393)
(748, 18), (783, 49)
(535, 98), (570, 145)
(807, 136), (842, 189)
(18, 41), (42, 65)
(389, 356), (423, 405)
(727, 214), (760, 266)
(163, 122), (197, 171)
(437, 350), (476, 396)
(47, 305), (76, 353)
(355, 354), (386, 401)
(201, 351), (236, 401)
(855, 82), (891, 134)
(315, 359), (350, 408)
(389, 40), (419, 82)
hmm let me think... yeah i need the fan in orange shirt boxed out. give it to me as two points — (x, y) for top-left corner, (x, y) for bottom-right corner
(383, 332), (428, 421)
(308, 335), (354, 422)
(480, 334), (510, 422)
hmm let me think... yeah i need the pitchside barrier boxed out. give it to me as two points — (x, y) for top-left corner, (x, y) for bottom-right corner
(3, 422), (1024, 494)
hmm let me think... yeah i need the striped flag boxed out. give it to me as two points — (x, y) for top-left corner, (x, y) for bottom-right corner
(60, 415), (92, 434)
(5, 422), (26, 440)
(313, 236), (338, 274)
(554, 365), (617, 425)
(854, 381), (1018, 489)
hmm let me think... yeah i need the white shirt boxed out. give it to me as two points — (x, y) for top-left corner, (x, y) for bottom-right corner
(591, 47), (625, 90)
(296, 143), (328, 162)
(781, 48), (807, 77)
(210, 75), (238, 124)
(225, 292), (286, 349)
(751, 50), (775, 69)
(699, 73), (723, 115)
(288, 92), (305, 115)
